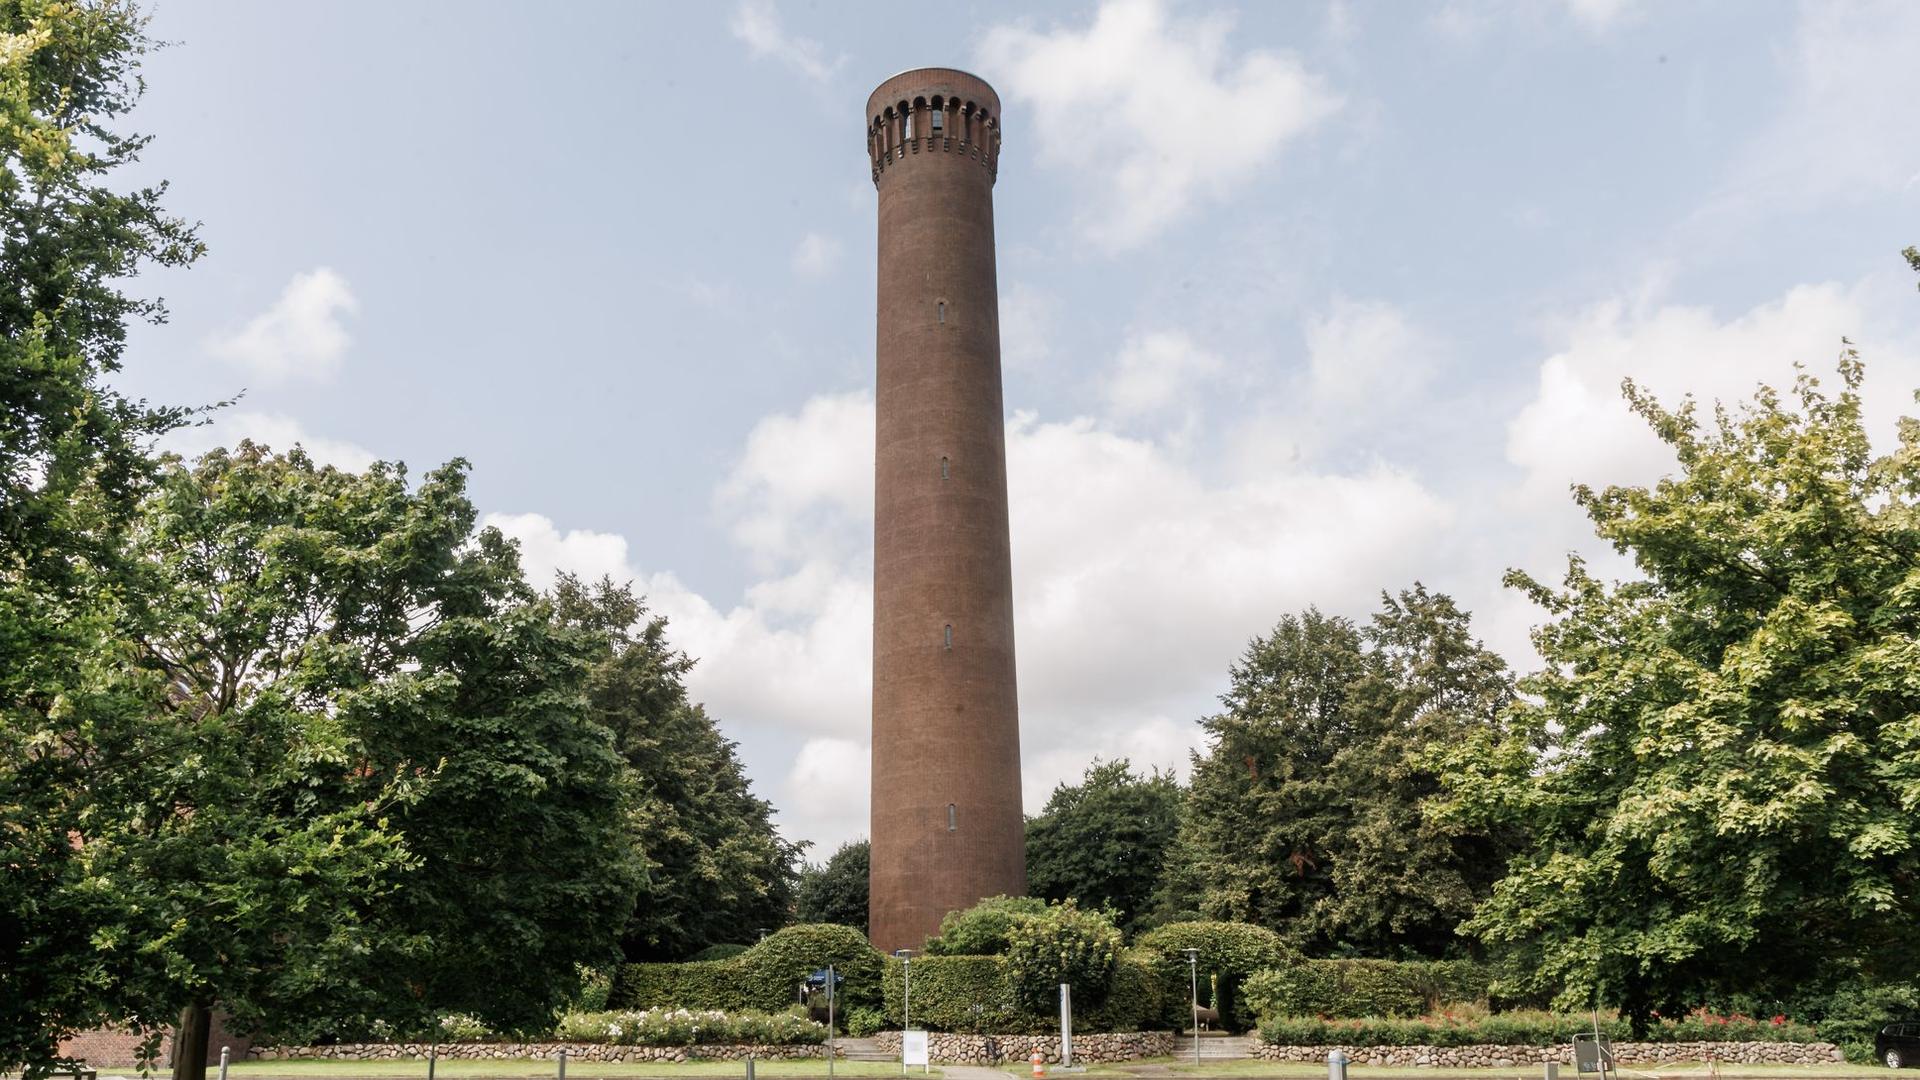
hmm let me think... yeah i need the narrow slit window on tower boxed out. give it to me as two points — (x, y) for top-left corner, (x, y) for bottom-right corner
(937, 301), (945, 323)
(940, 456), (949, 480)
(904, 111), (914, 139)
(931, 109), (944, 133)
(947, 804), (958, 832)
(943, 624), (953, 650)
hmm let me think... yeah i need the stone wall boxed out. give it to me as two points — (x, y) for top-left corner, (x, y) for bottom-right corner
(247, 1042), (842, 1063)
(1253, 1040), (1844, 1067)
(872, 1031), (1172, 1064)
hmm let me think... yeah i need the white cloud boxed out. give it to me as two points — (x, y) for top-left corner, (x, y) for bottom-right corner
(999, 284), (1056, 371)
(1506, 280), (1920, 507)
(161, 410), (378, 472)
(1705, 1), (1920, 217)
(1563, 0), (1641, 32)
(1104, 329), (1223, 424)
(979, 0), (1342, 250)
(728, 1), (841, 84)
(491, 382), (1455, 853)
(206, 268), (357, 382)
(1305, 297), (1431, 410)
(790, 232), (843, 278)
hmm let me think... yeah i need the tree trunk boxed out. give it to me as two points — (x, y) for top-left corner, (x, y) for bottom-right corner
(171, 1001), (211, 1080)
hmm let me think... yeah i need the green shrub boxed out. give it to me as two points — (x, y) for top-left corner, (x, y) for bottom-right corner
(881, 949), (1165, 1034)
(1135, 921), (1294, 1032)
(572, 967), (614, 1012)
(554, 1008), (825, 1046)
(1255, 1010), (1820, 1048)
(885, 954), (1020, 1033)
(844, 1006), (886, 1038)
(1004, 901), (1123, 1012)
(613, 924), (883, 1013)
(436, 1014), (495, 1041)
(687, 943), (752, 962)
(1784, 981), (1919, 1064)
(923, 895), (1047, 956)
(1244, 959), (1496, 1021)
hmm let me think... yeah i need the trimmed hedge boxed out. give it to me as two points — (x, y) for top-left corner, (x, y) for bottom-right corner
(612, 924), (883, 1013)
(1135, 922), (1294, 1033)
(1244, 959), (1493, 1020)
(1256, 1010), (1819, 1047)
(880, 952), (1166, 1034)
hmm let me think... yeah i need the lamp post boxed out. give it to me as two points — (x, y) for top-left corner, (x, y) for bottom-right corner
(1182, 948), (1201, 1068)
(894, 949), (915, 1075)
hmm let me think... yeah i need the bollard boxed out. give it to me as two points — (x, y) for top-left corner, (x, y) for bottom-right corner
(747, 1056), (756, 1080)
(1546, 1063), (1559, 1080)
(428, 1045), (437, 1080)
(218, 1046), (230, 1080)
(557, 1048), (567, 1080)
(1328, 1049), (1348, 1080)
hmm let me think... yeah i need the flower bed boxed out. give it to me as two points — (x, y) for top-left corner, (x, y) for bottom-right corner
(553, 1009), (825, 1046)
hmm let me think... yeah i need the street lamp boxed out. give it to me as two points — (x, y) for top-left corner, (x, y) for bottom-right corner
(894, 951), (916, 1077)
(1181, 949), (1201, 1068)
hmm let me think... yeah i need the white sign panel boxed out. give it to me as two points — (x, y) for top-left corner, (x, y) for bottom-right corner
(902, 1030), (929, 1067)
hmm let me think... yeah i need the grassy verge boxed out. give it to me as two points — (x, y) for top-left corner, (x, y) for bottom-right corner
(214, 1061), (923, 1079)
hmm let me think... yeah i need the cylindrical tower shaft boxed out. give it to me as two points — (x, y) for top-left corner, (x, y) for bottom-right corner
(865, 68), (1024, 954)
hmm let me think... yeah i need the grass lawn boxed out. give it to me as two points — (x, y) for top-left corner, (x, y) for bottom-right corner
(983, 1062), (1887, 1080)
(216, 1062), (925, 1079)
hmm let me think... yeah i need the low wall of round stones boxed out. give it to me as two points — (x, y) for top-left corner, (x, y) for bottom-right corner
(871, 1031), (1171, 1064)
(1252, 1040), (1844, 1067)
(246, 1042), (842, 1063)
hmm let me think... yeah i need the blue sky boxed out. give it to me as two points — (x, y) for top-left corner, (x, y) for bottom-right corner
(121, 0), (1920, 854)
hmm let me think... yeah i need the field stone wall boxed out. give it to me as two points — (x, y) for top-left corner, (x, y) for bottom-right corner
(872, 1031), (1171, 1064)
(247, 1042), (841, 1063)
(1253, 1040), (1844, 1067)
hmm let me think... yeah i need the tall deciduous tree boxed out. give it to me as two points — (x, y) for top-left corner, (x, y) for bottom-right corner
(1026, 759), (1181, 932)
(549, 575), (801, 960)
(1, 2), (205, 1074)
(101, 445), (643, 1079)
(1169, 587), (1514, 956)
(1433, 352), (1920, 1029)
(795, 839), (870, 934)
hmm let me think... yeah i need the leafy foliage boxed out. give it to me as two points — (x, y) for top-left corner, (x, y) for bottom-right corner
(1242, 960), (1491, 1020)
(880, 952), (1163, 1035)
(1134, 921), (1294, 1032)
(0, 3), (206, 1074)
(1433, 354), (1920, 1028)
(794, 839), (870, 935)
(552, 1008), (826, 1046)
(1026, 760), (1181, 933)
(922, 895), (1046, 955)
(1168, 588), (1515, 956)
(613, 924), (884, 1013)
(1255, 1009), (1818, 1047)
(1002, 901), (1124, 1012)
(550, 575), (801, 961)
(92, 445), (645, 1056)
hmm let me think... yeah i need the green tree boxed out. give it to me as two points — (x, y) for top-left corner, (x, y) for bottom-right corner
(1169, 588), (1514, 956)
(549, 574), (801, 960)
(1002, 900), (1123, 1011)
(795, 839), (870, 934)
(0, 2), (205, 1074)
(1026, 759), (1181, 932)
(100, 445), (643, 1078)
(922, 894), (1047, 955)
(1433, 352), (1920, 1029)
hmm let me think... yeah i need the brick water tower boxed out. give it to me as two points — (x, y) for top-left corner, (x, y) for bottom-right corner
(865, 68), (1026, 953)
